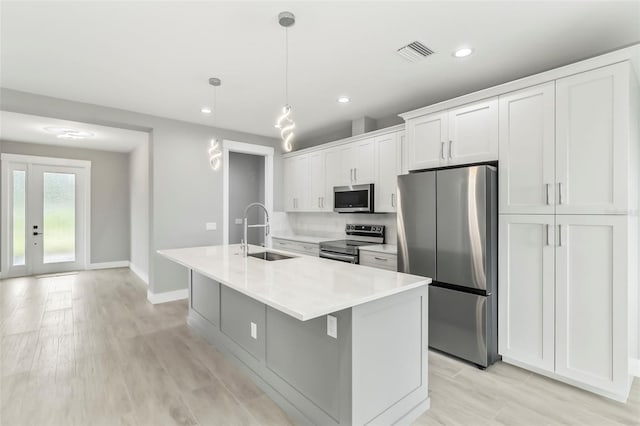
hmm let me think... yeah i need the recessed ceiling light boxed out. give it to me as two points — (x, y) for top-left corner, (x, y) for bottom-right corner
(453, 47), (474, 58)
(337, 96), (351, 104)
(44, 127), (94, 140)
(201, 106), (212, 114)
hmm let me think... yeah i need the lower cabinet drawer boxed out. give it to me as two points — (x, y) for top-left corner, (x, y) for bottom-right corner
(272, 238), (319, 256)
(360, 251), (397, 271)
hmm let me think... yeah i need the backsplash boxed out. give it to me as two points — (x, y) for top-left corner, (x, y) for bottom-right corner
(285, 212), (397, 244)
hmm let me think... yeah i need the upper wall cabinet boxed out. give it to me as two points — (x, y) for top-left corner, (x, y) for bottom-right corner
(333, 138), (376, 186)
(374, 132), (401, 212)
(555, 62), (634, 215)
(405, 98), (498, 171)
(499, 83), (556, 214)
(284, 151), (330, 212)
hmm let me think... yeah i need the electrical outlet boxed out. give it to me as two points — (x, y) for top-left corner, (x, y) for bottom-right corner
(250, 322), (257, 339)
(235, 218), (243, 225)
(327, 315), (337, 339)
(205, 222), (217, 231)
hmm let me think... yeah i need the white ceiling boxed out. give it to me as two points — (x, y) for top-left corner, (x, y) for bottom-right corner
(0, 111), (148, 152)
(1, 1), (639, 141)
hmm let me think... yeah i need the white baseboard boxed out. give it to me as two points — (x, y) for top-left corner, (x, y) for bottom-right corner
(86, 261), (130, 270)
(129, 262), (149, 285)
(147, 288), (188, 304)
(632, 358), (640, 377)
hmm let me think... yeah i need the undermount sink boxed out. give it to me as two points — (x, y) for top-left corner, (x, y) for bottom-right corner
(247, 251), (297, 261)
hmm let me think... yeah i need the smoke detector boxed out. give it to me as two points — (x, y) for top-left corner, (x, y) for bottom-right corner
(396, 41), (434, 62)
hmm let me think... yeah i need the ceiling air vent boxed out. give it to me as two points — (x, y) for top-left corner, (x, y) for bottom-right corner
(396, 41), (434, 62)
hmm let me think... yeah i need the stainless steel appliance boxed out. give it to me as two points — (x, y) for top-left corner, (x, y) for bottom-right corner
(397, 164), (498, 368)
(320, 224), (385, 264)
(333, 184), (374, 213)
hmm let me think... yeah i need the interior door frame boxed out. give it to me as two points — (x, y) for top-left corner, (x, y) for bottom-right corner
(1, 153), (91, 278)
(221, 140), (274, 246)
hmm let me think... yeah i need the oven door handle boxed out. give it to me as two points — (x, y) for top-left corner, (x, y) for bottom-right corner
(320, 251), (357, 263)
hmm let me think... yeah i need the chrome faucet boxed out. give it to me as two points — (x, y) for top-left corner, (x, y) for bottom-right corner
(241, 202), (270, 256)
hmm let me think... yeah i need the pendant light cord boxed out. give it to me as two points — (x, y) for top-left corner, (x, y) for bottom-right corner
(285, 27), (289, 106)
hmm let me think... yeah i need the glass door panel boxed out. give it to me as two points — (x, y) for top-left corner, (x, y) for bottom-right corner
(43, 172), (76, 263)
(12, 170), (26, 266)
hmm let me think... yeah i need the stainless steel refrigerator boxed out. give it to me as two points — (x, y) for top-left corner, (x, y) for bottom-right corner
(397, 164), (498, 368)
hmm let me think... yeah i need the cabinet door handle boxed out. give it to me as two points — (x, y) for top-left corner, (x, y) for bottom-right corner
(354, 168), (357, 182)
(545, 224), (550, 246)
(350, 168), (354, 183)
(321, 197), (324, 208)
(441, 142), (445, 160)
(558, 224), (562, 247)
(448, 140), (453, 159)
(318, 197), (321, 208)
(374, 257), (388, 261)
(558, 182), (563, 205)
(391, 193), (395, 207)
(545, 183), (550, 205)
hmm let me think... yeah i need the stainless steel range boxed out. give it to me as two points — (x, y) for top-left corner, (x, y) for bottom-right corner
(319, 224), (385, 264)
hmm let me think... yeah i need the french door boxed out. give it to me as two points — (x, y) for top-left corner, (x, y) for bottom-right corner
(2, 154), (89, 277)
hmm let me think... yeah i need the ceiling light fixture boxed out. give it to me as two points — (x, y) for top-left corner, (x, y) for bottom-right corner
(453, 47), (474, 58)
(337, 96), (350, 104)
(208, 77), (222, 171)
(275, 11), (296, 152)
(44, 127), (94, 140)
(201, 106), (212, 114)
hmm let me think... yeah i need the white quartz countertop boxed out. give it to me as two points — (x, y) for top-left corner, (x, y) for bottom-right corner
(359, 244), (397, 255)
(158, 244), (429, 321)
(270, 234), (333, 244)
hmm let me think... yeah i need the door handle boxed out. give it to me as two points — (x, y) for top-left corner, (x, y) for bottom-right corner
(441, 142), (445, 160)
(558, 224), (562, 247)
(321, 197), (324, 208)
(354, 168), (357, 182)
(374, 257), (388, 261)
(448, 140), (453, 159)
(33, 232), (43, 236)
(545, 184), (550, 205)
(558, 182), (563, 205)
(545, 224), (550, 246)
(350, 168), (353, 183)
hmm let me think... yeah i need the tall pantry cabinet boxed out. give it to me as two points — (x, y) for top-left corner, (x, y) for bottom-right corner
(498, 61), (639, 401)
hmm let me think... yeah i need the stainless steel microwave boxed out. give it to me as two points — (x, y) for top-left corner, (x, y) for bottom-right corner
(333, 184), (374, 213)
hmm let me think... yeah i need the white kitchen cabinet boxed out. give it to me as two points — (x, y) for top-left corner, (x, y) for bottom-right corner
(359, 250), (397, 271)
(499, 83), (556, 214)
(405, 111), (448, 171)
(554, 215), (631, 396)
(405, 98), (498, 171)
(555, 62), (633, 215)
(272, 238), (319, 256)
(447, 97), (499, 165)
(308, 151), (329, 211)
(340, 138), (375, 185)
(374, 133), (400, 212)
(498, 215), (555, 372)
(284, 153), (329, 212)
(499, 214), (636, 401)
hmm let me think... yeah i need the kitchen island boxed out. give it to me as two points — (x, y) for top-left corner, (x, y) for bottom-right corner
(158, 244), (431, 426)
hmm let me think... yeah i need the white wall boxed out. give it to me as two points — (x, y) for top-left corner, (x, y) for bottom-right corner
(285, 212), (397, 244)
(129, 141), (149, 284)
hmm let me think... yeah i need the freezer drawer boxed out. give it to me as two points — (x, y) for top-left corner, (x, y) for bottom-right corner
(429, 285), (496, 367)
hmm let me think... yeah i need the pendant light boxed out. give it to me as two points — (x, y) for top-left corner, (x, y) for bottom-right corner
(276, 11), (296, 152)
(208, 77), (222, 170)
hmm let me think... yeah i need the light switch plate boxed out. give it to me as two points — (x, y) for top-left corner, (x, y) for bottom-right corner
(327, 315), (337, 339)
(205, 222), (217, 231)
(235, 218), (243, 225)
(250, 322), (257, 339)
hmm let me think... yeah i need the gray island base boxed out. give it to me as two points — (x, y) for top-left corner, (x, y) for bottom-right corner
(189, 271), (429, 426)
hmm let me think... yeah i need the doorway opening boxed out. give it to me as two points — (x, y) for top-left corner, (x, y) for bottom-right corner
(1, 154), (90, 277)
(222, 140), (274, 247)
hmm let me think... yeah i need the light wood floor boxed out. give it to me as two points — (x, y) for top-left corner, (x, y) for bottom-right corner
(1, 268), (638, 426)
